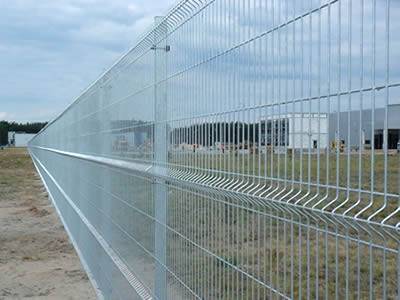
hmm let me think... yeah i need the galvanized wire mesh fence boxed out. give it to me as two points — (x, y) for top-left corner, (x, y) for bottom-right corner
(29, 0), (400, 299)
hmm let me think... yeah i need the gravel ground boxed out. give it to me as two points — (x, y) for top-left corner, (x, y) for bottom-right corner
(0, 147), (96, 299)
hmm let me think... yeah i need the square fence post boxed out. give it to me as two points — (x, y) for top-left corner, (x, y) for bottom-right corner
(153, 15), (168, 300)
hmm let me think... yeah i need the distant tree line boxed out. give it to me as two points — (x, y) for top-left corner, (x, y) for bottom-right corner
(170, 120), (288, 146)
(0, 121), (47, 145)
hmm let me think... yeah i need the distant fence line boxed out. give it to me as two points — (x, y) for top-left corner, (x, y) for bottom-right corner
(29, 0), (399, 299)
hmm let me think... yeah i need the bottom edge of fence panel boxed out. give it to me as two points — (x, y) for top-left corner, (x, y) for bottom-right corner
(30, 154), (106, 300)
(29, 151), (153, 300)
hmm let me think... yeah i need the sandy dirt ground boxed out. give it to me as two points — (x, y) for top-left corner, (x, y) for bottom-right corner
(0, 148), (96, 299)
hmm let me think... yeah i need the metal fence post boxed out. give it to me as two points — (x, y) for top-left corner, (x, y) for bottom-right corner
(153, 15), (168, 300)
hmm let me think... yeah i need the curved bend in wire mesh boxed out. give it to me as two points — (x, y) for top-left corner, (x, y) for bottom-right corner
(29, 0), (400, 299)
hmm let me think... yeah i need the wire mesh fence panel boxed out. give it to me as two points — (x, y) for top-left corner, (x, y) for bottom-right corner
(29, 0), (400, 299)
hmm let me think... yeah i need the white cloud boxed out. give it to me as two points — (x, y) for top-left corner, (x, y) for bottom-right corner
(0, 0), (175, 122)
(127, 4), (139, 14)
(0, 112), (13, 121)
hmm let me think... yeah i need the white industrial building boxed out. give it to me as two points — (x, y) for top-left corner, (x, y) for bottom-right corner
(262, 114), (328, 150)
(8, 132), (35, 147)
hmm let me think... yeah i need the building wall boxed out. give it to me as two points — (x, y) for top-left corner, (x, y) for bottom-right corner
(288, 114), (328, 149)
(329, 104), (400, 149)
(14, 134), (35, 147)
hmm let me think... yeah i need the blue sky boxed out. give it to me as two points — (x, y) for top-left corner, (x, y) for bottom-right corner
(0, 0), (175, 122)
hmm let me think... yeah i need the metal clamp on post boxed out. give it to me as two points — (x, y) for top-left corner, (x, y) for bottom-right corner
(151, 45), (171, 52)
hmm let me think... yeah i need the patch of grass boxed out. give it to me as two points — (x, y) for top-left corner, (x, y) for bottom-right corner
(166, 190), (399, 299)
(0, 148), (36, 201)
(167, 151), (399, 225)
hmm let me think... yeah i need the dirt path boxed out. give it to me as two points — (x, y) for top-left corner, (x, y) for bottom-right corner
(0, 148), (96, 299)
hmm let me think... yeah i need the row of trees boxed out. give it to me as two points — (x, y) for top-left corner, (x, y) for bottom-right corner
(0, 121), (47, 145)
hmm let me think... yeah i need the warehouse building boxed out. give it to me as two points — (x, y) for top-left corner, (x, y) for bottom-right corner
(328, 104), (400, 150)
(8, 132), (35, 147)
(110, 120), (153, 152)
(261, 113), (329, 150)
